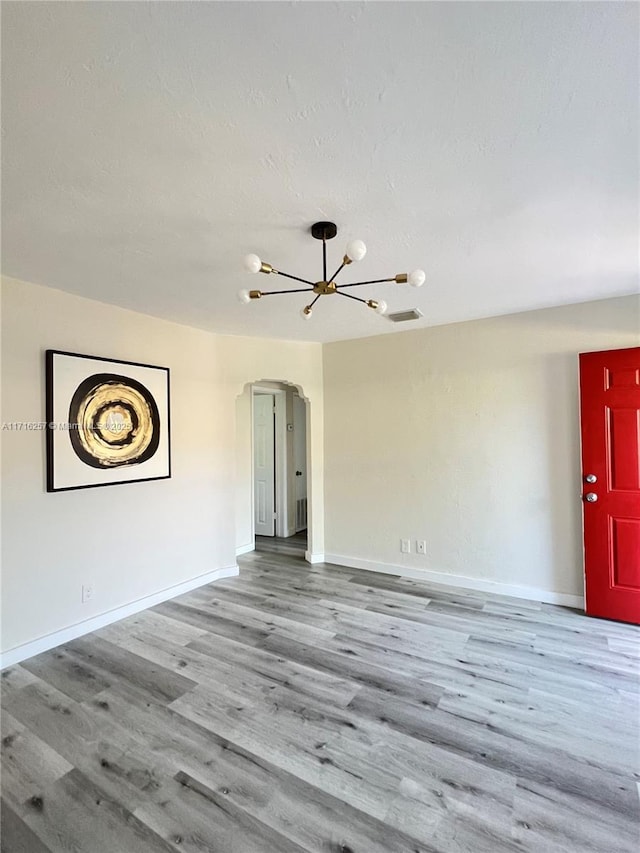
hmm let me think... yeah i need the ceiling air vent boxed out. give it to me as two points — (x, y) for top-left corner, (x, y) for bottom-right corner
(387, 308), (423, 323)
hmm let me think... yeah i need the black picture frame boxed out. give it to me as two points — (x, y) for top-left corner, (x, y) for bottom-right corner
(46, 349), (171, 492)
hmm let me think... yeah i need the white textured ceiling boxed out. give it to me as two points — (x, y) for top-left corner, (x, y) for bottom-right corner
(2, 1), (638, 343)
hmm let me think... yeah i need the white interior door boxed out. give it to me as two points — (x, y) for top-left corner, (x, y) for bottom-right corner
(293, 395), (307, 532)
(253, 393), (275, 536)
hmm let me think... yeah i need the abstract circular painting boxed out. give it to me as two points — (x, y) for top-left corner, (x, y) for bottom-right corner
(68, 373), (160, 468)
(46, 350), (170, 491)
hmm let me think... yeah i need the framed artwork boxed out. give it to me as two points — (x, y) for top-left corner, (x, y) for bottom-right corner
(46, 350), (171, 492)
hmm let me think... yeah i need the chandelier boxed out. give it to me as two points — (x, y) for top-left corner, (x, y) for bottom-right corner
(239, 221), (425, 320)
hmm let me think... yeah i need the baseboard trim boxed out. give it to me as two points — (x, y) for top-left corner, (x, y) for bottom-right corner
(305, 550), (325, 564)
(324, 554), (584, 609)
(235, 542), (255, 556)
(0, 564), (239, 669)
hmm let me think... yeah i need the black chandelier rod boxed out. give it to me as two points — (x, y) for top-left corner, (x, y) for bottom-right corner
(260, 286), (313, 296)
(328, 261), (346, 282)
(323, 238), (327, 282)
(273, 270), (316, 286)
(337, 277), (396, 289)
(337, 290), (367, 305)
(309, 293), (323, 309)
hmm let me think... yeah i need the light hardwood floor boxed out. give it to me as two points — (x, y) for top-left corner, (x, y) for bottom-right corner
(1, 549), (639, 852)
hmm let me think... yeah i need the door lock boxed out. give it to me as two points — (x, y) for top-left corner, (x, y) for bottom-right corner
(584, 492), (598, 502)
(584, 474), (597, 484)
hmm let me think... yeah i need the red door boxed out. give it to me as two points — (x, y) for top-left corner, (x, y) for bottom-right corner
(579, 347), (640, 625)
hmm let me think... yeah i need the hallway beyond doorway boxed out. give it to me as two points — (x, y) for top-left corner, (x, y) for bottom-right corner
(255, 530), (307, 559)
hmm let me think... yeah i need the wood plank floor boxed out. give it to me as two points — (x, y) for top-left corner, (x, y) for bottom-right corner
(2, 550), (639, 852)
(255, 531), (307, 557)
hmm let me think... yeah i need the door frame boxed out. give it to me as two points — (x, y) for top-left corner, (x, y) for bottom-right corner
(292, 393), (308, 533)
(252, 385), (289, 538)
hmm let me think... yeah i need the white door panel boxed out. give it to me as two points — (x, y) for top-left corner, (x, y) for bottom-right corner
(253, 393), (275, 536)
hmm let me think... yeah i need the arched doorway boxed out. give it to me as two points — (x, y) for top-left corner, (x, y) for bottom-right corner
(235, 379), (311, 562)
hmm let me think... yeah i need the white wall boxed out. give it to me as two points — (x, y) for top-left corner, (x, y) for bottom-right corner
(235, 389), (254, 553)
(0, 277), (323, 660)
(323, 295), (639, 604)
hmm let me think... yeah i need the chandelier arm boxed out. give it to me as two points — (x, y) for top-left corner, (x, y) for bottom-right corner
(328, 262), (346, 282)
(309, 293), (323, 309)
(337, 278), (396, 289)
(274, 270), (316, 286)
(260, 287), (315, 296)
(337, 290), (368, 305)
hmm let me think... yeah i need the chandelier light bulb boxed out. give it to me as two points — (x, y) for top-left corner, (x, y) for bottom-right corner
(346, 239), (367, 262)
(244, 253), (262, 274)
(238, 289), (252, 304)
(367, 299), (386, 313)
(301, 306), (313, 320)
(408, 269), (426, 288)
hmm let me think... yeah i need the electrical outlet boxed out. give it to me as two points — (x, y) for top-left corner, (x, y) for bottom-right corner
(401, 538), (411, 554)
(416, 540), (427, 555)
(82, 584), (94, 603)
